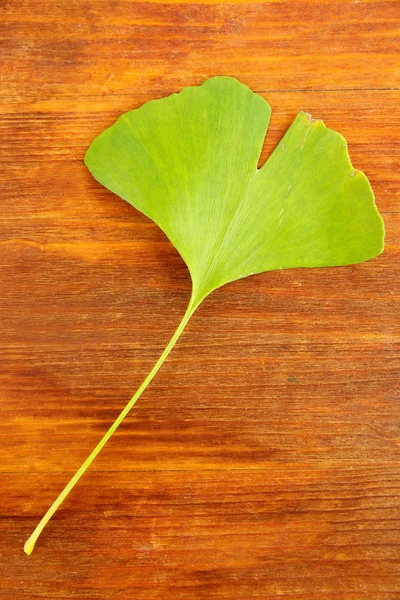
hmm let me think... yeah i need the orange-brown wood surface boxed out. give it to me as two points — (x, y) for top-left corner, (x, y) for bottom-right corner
(1, 0), (399, 598)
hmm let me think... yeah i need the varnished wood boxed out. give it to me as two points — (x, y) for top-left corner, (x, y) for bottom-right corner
(0, 0), (399, 598)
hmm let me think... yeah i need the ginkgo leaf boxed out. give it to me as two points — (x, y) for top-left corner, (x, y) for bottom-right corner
(84, 76), (383, 305)
(24, 76), (384, 555)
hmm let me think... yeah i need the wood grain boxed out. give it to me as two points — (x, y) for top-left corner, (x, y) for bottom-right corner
(0, 0), (399, 598)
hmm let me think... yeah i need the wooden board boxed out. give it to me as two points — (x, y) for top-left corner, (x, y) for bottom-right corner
(0, 0), (399, 598)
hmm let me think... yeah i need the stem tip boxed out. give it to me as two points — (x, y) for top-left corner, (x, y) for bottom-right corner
(24, 536), (36, 555)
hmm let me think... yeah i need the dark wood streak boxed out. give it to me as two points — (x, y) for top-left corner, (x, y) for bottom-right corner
(0, 0), (399, 597)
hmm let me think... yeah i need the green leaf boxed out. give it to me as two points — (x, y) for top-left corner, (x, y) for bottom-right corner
(85, 76), (383, 305)
(24, 76), (384, 554)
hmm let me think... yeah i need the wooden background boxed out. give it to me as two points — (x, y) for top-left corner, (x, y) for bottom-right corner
(1, 0), (399, 598)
